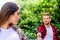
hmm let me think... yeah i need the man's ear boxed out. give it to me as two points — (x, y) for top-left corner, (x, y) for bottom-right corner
(50, 18), (51, 21)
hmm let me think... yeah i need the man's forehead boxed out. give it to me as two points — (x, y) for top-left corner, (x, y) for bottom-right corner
(43, 16), (51, 19)
(43, 15), (50, 17)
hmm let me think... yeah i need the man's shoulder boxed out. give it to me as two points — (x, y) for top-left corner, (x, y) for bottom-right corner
(51, 24), (58, 30)
(37, 24), (45, 31)
(51, 24), (56, 27)
(37, 24), (46, 33)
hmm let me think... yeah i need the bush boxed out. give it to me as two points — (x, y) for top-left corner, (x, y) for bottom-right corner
(17, 0), (60, 39)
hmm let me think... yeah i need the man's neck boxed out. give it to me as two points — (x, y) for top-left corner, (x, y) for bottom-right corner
(44, 24), (51, 28)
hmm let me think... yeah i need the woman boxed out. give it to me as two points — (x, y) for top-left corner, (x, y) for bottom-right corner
(0, 2), (20, 40)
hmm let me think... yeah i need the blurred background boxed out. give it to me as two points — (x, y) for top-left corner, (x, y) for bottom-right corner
(0, 0), (60, 40)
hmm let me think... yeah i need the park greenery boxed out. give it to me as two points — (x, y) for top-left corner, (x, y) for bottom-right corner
(17, 0), (60, 39)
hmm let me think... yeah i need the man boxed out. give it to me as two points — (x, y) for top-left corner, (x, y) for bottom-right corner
(37, 13), (59, 40)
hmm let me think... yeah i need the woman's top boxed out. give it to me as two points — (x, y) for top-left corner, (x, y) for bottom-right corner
(0, 27), (20, 40)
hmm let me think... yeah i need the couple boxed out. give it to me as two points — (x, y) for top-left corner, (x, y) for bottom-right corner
(0, 1), (59, 40)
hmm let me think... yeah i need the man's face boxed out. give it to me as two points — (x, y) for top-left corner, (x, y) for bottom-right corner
(43, 16), (51, 25)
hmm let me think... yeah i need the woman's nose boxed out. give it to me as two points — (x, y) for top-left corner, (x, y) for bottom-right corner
(18, 15), (20, 20)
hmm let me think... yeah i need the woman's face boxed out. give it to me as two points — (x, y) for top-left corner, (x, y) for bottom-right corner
(8, 10), (20, 25)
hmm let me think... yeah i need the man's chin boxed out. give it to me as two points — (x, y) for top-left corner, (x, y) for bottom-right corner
(46, 24), (49, 25)
(44, 23), (49, 25)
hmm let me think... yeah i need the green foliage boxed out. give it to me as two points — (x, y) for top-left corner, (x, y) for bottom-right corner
(17, 0), (60, 39)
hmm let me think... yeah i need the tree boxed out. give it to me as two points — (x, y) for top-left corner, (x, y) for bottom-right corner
(17, 0), (60, 39)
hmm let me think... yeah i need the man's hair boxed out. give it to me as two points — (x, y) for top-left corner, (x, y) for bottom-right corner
(43, 13), (51, 18)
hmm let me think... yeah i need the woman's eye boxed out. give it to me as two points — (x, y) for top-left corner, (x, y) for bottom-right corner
(18, 13), (20, 15)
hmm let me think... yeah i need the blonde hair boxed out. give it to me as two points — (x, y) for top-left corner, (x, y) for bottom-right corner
(43, 13), (51, 18)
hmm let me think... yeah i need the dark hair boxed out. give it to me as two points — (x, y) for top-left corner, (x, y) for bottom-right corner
(0, 2), (19, 26)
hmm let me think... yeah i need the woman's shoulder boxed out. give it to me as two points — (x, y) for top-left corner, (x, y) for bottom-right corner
(6, 27), (20, 40)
